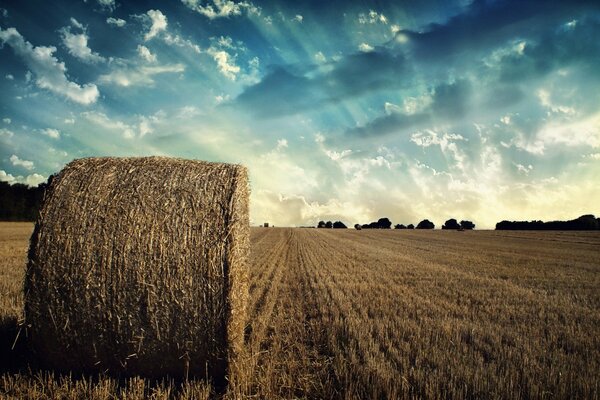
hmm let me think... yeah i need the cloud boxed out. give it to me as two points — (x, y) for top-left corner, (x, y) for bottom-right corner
(0, 27), (99, 104)
(144, 9), (167, 41)
(163, 33), (201, 53)
(2, 118), (10, 124)
(207, 46), (240, 80)
(81, 110), (163, 139)
(0, 170), (45, 187)
(358, 10), (387, 25)
(60, 24), (105, 64)
(292, 15), (303, 23)
(0, 170), (17, 184)
(106, 17), (126, 27)
(0, 128), (14, 138)
(137, 45), (157, 63)
(358, 43), (374, 52)
(5, 74), (14, 80)
(10, 154), (34, 170)
(348, 80), (471, 137)
(181, 0), (260, 19)
(96, 0), (116, 12)
(99, 63), (185, 87)
(42, 128), (61, 139)
(234, 50), (409, 117)
(25, 173), (45, 186)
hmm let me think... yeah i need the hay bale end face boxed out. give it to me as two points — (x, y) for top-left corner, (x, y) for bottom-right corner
(25, 157), (249, 380)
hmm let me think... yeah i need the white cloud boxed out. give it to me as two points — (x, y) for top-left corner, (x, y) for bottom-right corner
(0, 170), (45, 187)
(82, 111), (136, 139)
(515, 163), (533, 175)
(96, 0), (116, 12)
(64, 117), (75, 124)
(0, 27), (99, 104)
(144, 9), (168, 41)
(1, 8), (7, 18)
(2, 118), (10, 124)
(25, 173), (45, 187)
(0, 170), (17, 184)
(391, 24), (401, 34)
(292, 14), (303, 23)
(182, 0), (260, 19)
(276, 138), (288, 150)
(5, 74), (14, 80)
(10, 154), (34, 170)
(106, 17), (126, 27)
(137, 45), (157, 63)
(70, 18), (84, 30)
(82, 110), (163, 139)
(60, 25), (105, 64)
(0, 128), (14, 138)
(99, 63), (185, 87)
(163, 33), (201, 53)
(314, 51), (326, 63)
(42, 128), (61, 139)
(358, 10), (387, 24)
(358, 42), (374, 52)
(207, 47), (240, 80)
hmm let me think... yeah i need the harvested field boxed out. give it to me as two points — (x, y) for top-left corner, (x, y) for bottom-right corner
(1, 223), (599, 399)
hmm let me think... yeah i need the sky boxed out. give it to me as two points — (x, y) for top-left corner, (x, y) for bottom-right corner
(1, 0), (599, 228)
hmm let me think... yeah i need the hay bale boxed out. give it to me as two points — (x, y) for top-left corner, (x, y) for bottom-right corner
(25, 157), (249, 381)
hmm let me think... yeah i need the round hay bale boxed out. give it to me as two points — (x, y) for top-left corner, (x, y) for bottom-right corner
(25, 157), (249, 381)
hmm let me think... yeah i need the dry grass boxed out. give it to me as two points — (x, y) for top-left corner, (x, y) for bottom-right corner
(1, 223), (599, 399)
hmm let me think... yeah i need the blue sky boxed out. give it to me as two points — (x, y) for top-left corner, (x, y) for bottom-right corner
(1, 0), (599, 228)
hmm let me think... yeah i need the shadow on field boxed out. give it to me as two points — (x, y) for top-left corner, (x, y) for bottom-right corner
(0, 315), (34, 373)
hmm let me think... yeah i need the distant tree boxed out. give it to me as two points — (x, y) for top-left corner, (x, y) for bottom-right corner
(377, 217), (392, 229)
(416, 219), (434, 229)
(496, 215), (598, 230)
(460, 220), (475, 230)
(317, 220), (326, 228)
(407, 224), (414, 229)
(361, 224), (370, 229)
(325, 221), (333, 229)
(354, 224), (362, 230)
(333, 221), (347, 229)
(394, 224), (406, 229)
(442, 218), (460, 230)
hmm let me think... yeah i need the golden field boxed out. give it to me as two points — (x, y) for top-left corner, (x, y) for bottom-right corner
(1, 222), (599, 399)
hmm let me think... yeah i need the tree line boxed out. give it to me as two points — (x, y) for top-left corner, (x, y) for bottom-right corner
(496, 215), (600, 230)
(0, 181), (48, 221)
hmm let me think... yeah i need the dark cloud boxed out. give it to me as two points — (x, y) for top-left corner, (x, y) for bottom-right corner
(347, 79), (471, 137)
(347, 111), (430, 137)
(397, 0), (600, 62)
(234, 67), (315, 117)
(431, 79), (471, 118)
(234, 50), (409, 117)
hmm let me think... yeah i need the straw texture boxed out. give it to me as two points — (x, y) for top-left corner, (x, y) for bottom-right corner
(25, 157), (249, 380)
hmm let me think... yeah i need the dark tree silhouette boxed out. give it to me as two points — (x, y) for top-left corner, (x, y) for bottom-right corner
(416, 219), (434, 229)
(325, 221), (333, 229)
(460, 220), (475, 230)
(442, 218), (460, 230)
(407, 224), (415, 229)
(377, 218), (392, 229)
(0, 180), (49, 221)
(317, 220), (326, 228)
(333, 221), (347, 229)
(496, 215), (599, 230)
(354, 224), (362, 230)
(394, 224), (406, 229)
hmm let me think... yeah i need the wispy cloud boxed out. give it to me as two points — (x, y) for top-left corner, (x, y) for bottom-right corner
(0, 27), (99, 104)
(181, 0), (260, 19)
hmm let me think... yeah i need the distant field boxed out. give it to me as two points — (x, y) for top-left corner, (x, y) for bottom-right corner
(1, 223), (599, 399)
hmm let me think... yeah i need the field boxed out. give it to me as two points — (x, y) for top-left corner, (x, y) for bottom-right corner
(1, 222), (599, 399)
